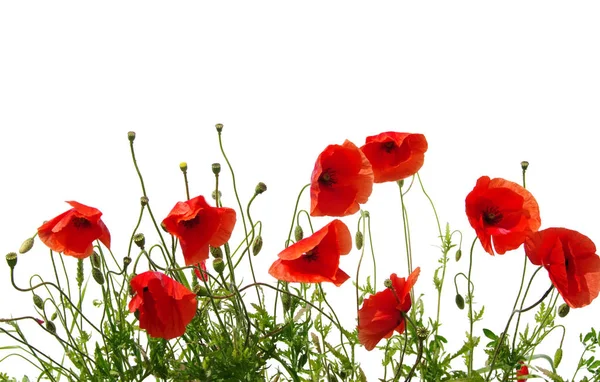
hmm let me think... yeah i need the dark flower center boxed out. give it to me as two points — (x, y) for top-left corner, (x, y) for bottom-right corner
(72, 217), (91, 229)
(483, 207), (503, 226)
(302, 248), (319, 262)
(382, 141), (397, 153)
(180, 215), (200, 229)
(319, 169), (337, 187)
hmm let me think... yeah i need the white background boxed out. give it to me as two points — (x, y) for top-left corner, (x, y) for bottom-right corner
(1, 2), (599, 381)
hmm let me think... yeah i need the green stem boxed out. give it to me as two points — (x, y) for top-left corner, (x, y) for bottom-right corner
(467, 237), (477, 376)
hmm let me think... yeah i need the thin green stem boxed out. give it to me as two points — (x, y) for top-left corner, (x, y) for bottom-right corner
(467, 237), (477, 376)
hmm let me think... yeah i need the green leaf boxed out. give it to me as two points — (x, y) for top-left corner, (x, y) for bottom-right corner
(482, 328), (497, 340)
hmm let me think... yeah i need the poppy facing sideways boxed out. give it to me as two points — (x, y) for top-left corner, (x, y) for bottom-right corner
(37, 201), (111, 259)
(129, 271), (198, 340)
(525, 228), (600, 308)
(465, 176), (541, 255)
(268, 219), (352, 286)
(310, 140), (373, 217)
(357, 268), (420, 351)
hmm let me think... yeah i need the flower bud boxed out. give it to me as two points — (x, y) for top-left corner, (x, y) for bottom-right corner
(558, 303), (570, 318)
(455, 294), (465, 310)
(455, 249), (462, 262)
(50, 312), (57, 321)
(252, 236), (263, 256)
(133, 233), (145, 249)
(179, 162), (188, 172)
(140, 196), (149, 206)
(46, 320), (56, 334)
(255, 182), (267, 195)
(210, 246), (223, 259)
(33, 294), (44, 310)
(92, 267), (105, 285)
(294, 226), (304, 242)
(90, 251), (101, 268)
(554, 348), (563, 368)
(397, 179), (404, 188)
(213, 258), (225, 273)
(6, 252), (17, 268)
(19, 237), (35, 254)
(127, 131), (136, 142)
(383, 279), (392, 288)
(215, 123), (223, 133)
(521, 161), (529, 171)
(212, 163), (221, 175)
(355, 231), (364, 250)
(194, 285), (210, 297)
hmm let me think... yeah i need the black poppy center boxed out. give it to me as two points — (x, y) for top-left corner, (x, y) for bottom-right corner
(302, 248), (319, 262)
(180, 215), (200, 229)
(143, 286), (149, 292)
(483, 207), (503, 226)
(382, 141), (396, 153)
(72, 217), (91, 229)
(319, 169), (337, 187)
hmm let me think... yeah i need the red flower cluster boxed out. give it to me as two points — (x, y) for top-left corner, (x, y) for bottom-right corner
(357, 268), (420, 351)
(465, 176), (541, 255)
(129, 271), (198, 340)
(525, 228), (600, 308)
(37, 201), (111, 259)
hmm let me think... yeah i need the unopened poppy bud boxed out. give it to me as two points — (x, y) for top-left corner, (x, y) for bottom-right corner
(215, 123), (223, 133)
(281, 293), (291, 312)
(6, 252), (17, 268)
(212, 163), (221, 175)
(160, 222), (168, 232)
(355, 231), (364, 250)
(455, 249), (462, 262)
(90, 251), (101, 268)
(19, 237), (35, 254)
(35, 318), (44, 325)
(128, 131), (136, 142)
(33, 294), (44, 310)
(50, 312), (57, 321)
(416, 326), (429, 339)
(179, 162), (188, 172)
(210, 246), (223, 259)
(252, 236), (263, 256)
(554, 348), (563, 368)
(194, 285), (209, 297)
(92, 267), (105, 285)
(46, 320), (56, 334)
(294, 226), (304, 242)
(521, 161), (529, 171)
(213, 258), (225, 273)
(133, 233), (145, 249)
(397, 179), (404, 188)
(383, 279), (393, 288)
(140, 196), (149, 206)
(455, 294), (465, 310)
(558, 303), (570, 318)
(255, 182), (267, 195)
(123, 256), (132, 267)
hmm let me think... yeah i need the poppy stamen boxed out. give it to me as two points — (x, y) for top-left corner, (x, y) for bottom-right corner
(302, 248), (319, 262)
(382, 141), (396, 153)
(180, 215), (201, 229)
(319, 169), (337, 187)
(72, 217), (92, 229)
(483, 207), (503, 226)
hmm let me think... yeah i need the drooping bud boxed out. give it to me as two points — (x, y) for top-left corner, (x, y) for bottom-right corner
(455, 249), (462, 262)
(210, 246), (223, 259)
(212, 163), (221, 175)
(140, 196), (149, 206)
(255, 182), (267, 195)
(133, 233), (145, 249)
(521, 161), (529, 171)
(19, 237), (35, 254)
(355, 231), (364, 250)
(90, 251), (101, 268)
(6, 252), (17, 268)
(33, 294), (44, 310)
(179, 162), (188, 172)
(252, 236), (263, 256)
(554, 348), (563, 368)
(294, 226), (304, 242)
(127, 131), (136, 142)
(558, 303), (570, 318)
(383, 279), (393, 288)
(46, 320), (57, 334)
(213, 258), (225, 273)
(215, 123), (223, 133)
(92, 267), (105, 285)
(455, 294), (465, 310)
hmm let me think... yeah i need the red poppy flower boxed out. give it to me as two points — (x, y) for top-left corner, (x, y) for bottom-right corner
(194, 260), (208, 282)
(357, 268), (420, 351)
(37, 201), (111, 259)
(162, 195), (236, 266)
(310, 140), (374, 217)
(516, 361), (529, 380)
(129, 271), (198, 340)
(268, 219), (352, 286)
(525, 228), (600, 308)
(465, 176), (541, 255)
(360, 132), (428, 183)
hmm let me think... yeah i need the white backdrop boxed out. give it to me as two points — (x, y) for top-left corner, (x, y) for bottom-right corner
(1, 2), (599, 381)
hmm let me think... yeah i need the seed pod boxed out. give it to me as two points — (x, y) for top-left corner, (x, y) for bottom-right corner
(133, 233), (145, 249)
(521, 161), (529, 171)
(252, 236), (263, 256)
(6, 252), (17, 268)
(123, 256), (132, 268)
(19, 237), (35, 254)
(210, 246), (223, 259)
(212, 163), (221, 175)
(455, 294), (465, 310)
(46, 320), (57, 334)
(90, 251), (101, 268)
(255, 182), (267, 195)
(33, 294), (44, 310)
(127, 131), (136, 142)
(383, 279), (393, 288)
(215, 123), (223, 133)
(355, 231), (364, 250)
(92, 267), (105, 285)
(213, 258), (225, 273)
(179, 162), (188, 172)
(554, 348), (563, 368)
(558, 303), (570, 318)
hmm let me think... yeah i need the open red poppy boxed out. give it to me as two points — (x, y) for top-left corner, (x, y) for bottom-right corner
(162, 195), (236, 266)
(357, 268), (420, 351)
(37, 201), (111, 259)
(129, 271), (198, 340)
(525, 228), (600, 308)
(310, 140), (373, 217)
(268, 219), (352, 286)
(465, 176), (541, 255)
(360, 132), (428, 183)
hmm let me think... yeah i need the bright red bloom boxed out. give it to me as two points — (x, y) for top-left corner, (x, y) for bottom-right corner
(516, 361), (529, 380)
(268, 219), (352, 286)
(360, 132), (428, 183)
(465, 176), (541, 255)
(357, 268), (420, 351)
(194, 260), (208, 282)
(129, 271), (198, 340)
(310, 140), (373, 217)
(525, 228), (600, 308)
(162, 195), (236, 266)
(37, 201), (111, 259)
